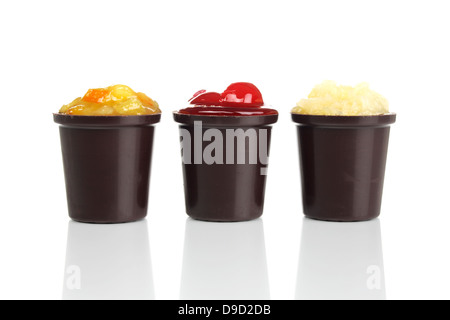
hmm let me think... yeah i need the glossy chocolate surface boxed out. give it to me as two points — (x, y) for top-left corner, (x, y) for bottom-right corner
(292, 113), (396, 222)
(174, 113), (278, 222)
(54, 114), (160, 223)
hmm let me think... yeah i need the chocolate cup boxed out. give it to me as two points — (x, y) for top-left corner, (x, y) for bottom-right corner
(292, 113), (396, 222)
(174, 113), (278, 222)
(54, 113), (161, 223)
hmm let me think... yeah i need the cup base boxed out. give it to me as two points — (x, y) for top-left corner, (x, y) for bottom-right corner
(69, 215), (147, 224)
(186, 212), (263, 223)
(304, 213), (379, 223)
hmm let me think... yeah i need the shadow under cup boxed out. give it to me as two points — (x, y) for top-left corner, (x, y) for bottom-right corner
(54, 114), (161, 223)
(292, 113), (396, 222)
(174, 113), (278, 222)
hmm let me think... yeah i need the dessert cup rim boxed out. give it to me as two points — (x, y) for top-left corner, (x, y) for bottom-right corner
(53, 113), (161, 127)
(291, 112), (396, 127)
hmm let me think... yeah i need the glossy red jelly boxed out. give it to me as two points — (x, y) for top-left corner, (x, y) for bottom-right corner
(180, 82), (277, 116)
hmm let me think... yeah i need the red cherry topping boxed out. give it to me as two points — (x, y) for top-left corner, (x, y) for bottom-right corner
(189, 92), (222, 106)
(221, 82), (264, 107)
(189, 89), (207, 101)
(181, 82), (276, 116)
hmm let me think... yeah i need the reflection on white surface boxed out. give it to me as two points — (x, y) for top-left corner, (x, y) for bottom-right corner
(63, 220), (154, 300)
(296, 218), (385, 300)
(181, 218), (270, 300)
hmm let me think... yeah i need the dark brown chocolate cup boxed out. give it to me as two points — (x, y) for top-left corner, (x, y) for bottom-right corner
(173, 113), (278, 222)
(292, 113), (396, 222)
(54, 113), (161, 223)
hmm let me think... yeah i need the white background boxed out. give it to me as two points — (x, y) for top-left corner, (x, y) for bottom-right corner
(0, 0), (449, 300)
